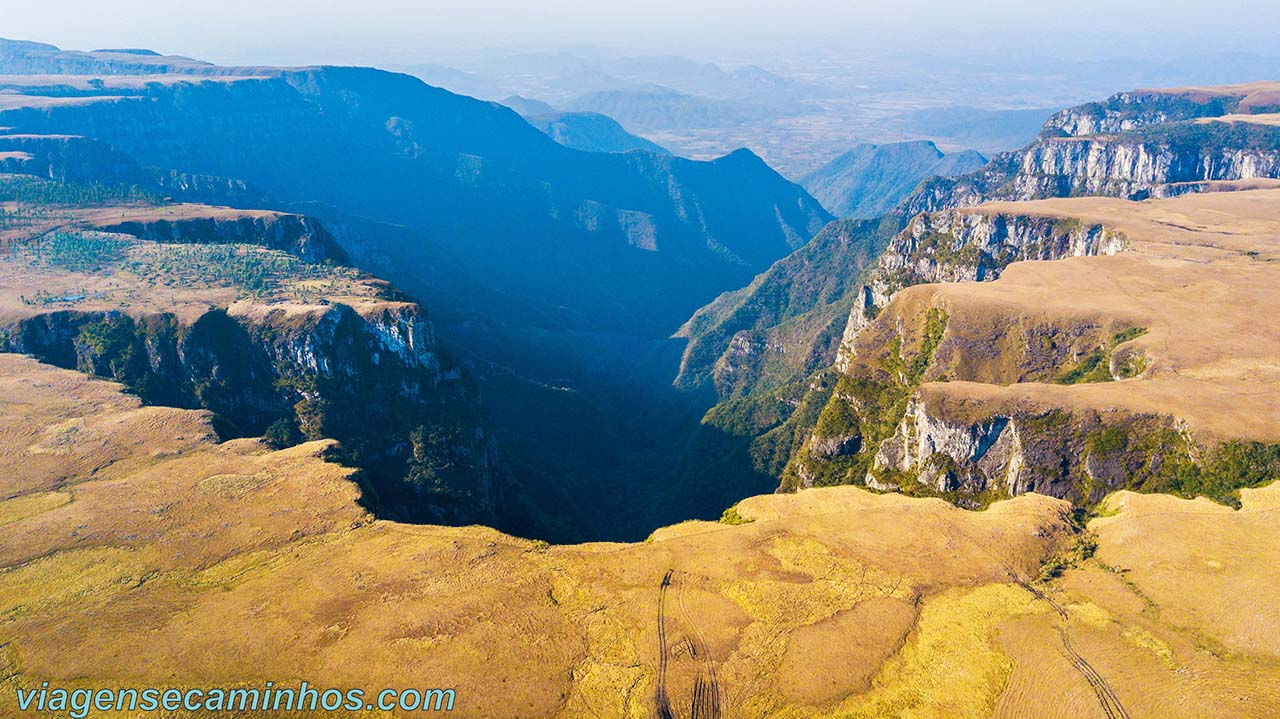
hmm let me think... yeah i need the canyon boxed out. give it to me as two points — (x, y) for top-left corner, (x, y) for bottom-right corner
(1, 34), (1280, 718)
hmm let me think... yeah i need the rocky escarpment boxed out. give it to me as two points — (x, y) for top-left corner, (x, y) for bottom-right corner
(784, 284), (1217, 507)
(838, 210), (1127, 359)
(865, 394), (1190, 504)
(0, 129), (275, 208)
(0, 132), (144, 185)
(95, 211), (351, 264)
(1010, 125), (1280, 201)
(889, 85), (1280, 225)
(1041, 84), (1280, 138)
(678, 86), (1280, 416)
(2, 299), (497, 524)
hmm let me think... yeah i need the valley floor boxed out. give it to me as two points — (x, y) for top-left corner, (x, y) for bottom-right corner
(1, 352), (1277, 718)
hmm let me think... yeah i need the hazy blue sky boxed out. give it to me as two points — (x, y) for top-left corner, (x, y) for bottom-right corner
(4, 0), (1278, 65)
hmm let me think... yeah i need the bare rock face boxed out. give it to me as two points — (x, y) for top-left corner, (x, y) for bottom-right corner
(1041, 86), (1280, 138)
(808, 432), (862, 459)
(97, 212), (351, 264)
(871, 396), (1020, 494)
(3, 299), (497, 524)
(866, 391), (1191, 506)
(837, 210), (1126, 371)
(1013, 138), (1280, 200)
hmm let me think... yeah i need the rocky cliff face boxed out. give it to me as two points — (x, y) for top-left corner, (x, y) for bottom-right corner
(96, 212), (351, 264)
(1011, 134), (1280, 200)
(1041, 86), (1280, 138)
(894, 89), (1280, 219)
(3, 298), (497, 524)
(866, 394), (1189, 504)
(783, 281), (1184, 506)
(677, 89), (1280, 417)
(837, 210), (1127, 363)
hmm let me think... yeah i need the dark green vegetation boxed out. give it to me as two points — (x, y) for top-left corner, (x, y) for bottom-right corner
(10, 230), (360, 304)
(801, 141), (987, 219)
(1082, 424), (1280, 508)
(8, 305), (494, 523)
(718, 505), (754, 525)
(0, 174), (157, 207)
(675, 214), (902, 399)
(1130, 119), (1280, 154)
(16, 231), (131, 273)
(795, 307), (949, 490)
(1055, 327), (1147, 385)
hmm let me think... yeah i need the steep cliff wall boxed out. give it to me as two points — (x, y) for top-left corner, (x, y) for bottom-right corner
(782, 188), (1280, 510)
(788, 285), (1190, 507)
(1, 298), (496, 524)
(837, 210), (1127, 363)
(95, 211), (351, 264)
(1011, 130), (1280, 200)
(1042, 84), (1280, 138)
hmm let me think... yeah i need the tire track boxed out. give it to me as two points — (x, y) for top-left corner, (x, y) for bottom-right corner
(653, 570), (722, 719)
(1015, 579), (1130, 719)
(677, 573), (722, 719)
(938, 523), (1131, 719)
(654, 569), (674, 719)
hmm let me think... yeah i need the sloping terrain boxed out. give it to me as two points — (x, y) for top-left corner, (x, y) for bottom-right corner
(800, 141), (987, 220)
(1, 354), (1277, 718)
(0, 38), (834, 541)
(0, 42), (832, 335)
(678, 85), (1280, 505)
(789, 185), (1280, 506)
(525, 111), (671, 154)
(0, 177), (498, 524)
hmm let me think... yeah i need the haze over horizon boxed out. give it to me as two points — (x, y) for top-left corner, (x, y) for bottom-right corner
(3, 0), (1279, 68)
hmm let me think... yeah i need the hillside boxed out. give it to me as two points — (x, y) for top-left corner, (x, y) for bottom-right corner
(676, 84), (1280, 502)
(786, 185), (1280, 506)
(525, 111), (671, 154)
(800, 141), (987, 219)
(0, 38), (833, 542)
(499, 94), (557, 116)
(0, 174), (499, 525)
(2, 352), (1277, 717)
(0, 39), (832, 337)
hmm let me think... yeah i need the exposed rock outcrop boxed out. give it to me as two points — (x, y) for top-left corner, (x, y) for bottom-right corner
(837, 211), (1126, 366)
(866, 392), (1194, 506)
(3, 298), (497, 524)
(96, 211), (351, 264)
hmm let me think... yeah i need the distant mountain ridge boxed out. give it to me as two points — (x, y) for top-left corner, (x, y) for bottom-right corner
(0, 37), (832, 541)
(0, 48), (830, 335)
(800, 140), (987, 219)
(525, 111), (671, 154)
(499, 95), (557, 117)
(675, 81), (1280, 511)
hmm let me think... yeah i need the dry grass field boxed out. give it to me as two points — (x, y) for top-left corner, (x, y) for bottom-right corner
(0, 201), (387, 322)
(1135, 81), (1280, 110)
(1201, 113), (1280, 127)
(884, 186), (1280, 444)
(1, 171), (1279, 715)
(0, 353), (1276, 718)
